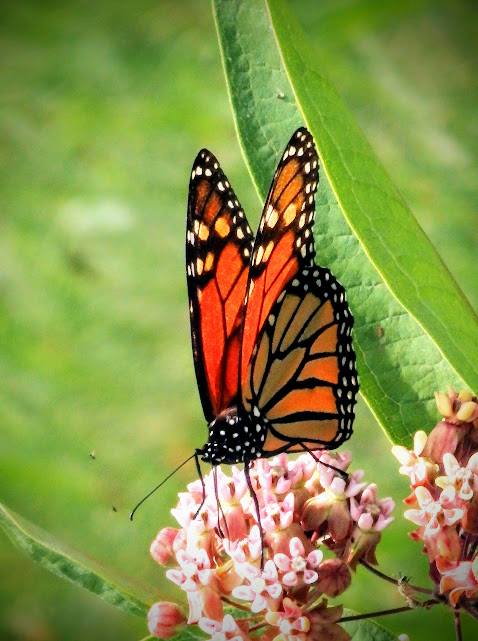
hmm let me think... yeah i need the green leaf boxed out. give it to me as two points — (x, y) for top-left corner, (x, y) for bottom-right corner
(342, 610), (398, 640)
(0, 501), (154, 618)
(212, 0), (478, 444)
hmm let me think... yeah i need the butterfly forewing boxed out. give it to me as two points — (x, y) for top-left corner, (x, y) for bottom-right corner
(243, 267), (358, 453)
(187, 150), (253, 422)
(240, 128), (319, 406)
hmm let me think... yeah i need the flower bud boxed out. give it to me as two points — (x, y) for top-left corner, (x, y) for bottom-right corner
(150, 528), (179, 566)
(147, 602), (185, 639)
(302, 489), (352, 542)
(316, 558), (351, 597)
(456, 401), (477, 423)
(422, 420), (464, 464)
(309, 601), (350, 641)
(344, 524), (381, 569)
(435, 391), (453, 418)
(302, 494), (330, 532)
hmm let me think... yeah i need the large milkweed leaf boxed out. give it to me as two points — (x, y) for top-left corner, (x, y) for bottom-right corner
(0, 501), (154, 618)
(212, 0), (478, 444)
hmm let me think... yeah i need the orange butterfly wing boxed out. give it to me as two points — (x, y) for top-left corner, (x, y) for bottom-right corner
(242, 267), (358, 453)
(240, 127), (319, 396)
(187, 150), (253, 422)
(239, 128), (358, 453)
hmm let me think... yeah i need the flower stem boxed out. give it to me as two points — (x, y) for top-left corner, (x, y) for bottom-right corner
(221, 596), (251, 612)
(359, 560), (433, 595)
(454, 610), (463, 641)
(462, 601), (478, 621)
(249, 622), (267, 633)
(340, 606), (412, 622)
(340, 599), (439, 623)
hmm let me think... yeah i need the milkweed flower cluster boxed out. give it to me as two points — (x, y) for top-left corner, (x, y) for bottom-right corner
(147, 450), (394, 640)
(392, 388), (478, 608)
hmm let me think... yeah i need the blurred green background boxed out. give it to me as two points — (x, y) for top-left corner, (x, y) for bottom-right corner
(1, 1), (476, 640)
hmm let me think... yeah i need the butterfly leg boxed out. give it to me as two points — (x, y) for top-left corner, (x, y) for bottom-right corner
(298, 441), (348, 481)
(193, 449), (207, 519)
(244, 460), (265, 569)
(213, 465), (228, 539)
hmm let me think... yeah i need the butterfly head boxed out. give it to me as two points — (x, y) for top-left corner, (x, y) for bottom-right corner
(201, 407), (265, 465)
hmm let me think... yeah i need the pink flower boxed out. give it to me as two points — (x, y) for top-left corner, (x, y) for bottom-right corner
(273, 537), (323, 587)
(150, 527), (179, 566)
(344, 484), (394, 568)
(404, 486), (463, 537)
(214, 468), (250, 541)
(302, 471), (366, 541)
(437, 557), (478, 606)
(308, 451), (352, 492)
(261, 492), (295, 533)
(350, 484), (394, 532)
(171, 490), (214, 531)
(147, 602), (186, 639)
(391, 431), (437, 486)
(224, 525), (262, 565)
(232, 560), (282, 612)
(435, 452), (478, 501)
(265, 598), (310, 641)
(166, 548), (212, 592)
(166, 549), (222, 623)
(198, 614), (250, 641)
(151, 448), (393, 634)
(394, 390), (478, 605)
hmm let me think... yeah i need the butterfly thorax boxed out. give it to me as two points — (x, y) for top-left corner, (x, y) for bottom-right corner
(201, 407), (266, 465)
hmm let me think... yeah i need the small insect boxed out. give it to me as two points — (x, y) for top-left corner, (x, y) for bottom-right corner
(375, 324), (385, 339)
(89, 450), (96, 460)
(130, 128), (358, 533)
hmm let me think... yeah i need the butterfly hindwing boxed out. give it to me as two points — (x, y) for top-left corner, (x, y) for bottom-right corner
(187, 150), (253, 423)
(242, 266), (358, 453)
(240, 127), (319, 402)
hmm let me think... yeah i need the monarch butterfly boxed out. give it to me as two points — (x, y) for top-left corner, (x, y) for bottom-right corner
(187, 127), (358, 472)
(130, 128), (358, 526)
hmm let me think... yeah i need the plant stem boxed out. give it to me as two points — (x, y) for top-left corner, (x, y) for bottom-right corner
(340, 606), (412, 622)
(454, 610), (463, 641)
(360, 560), (433, 595)
(462, 600), (478, 621)
(249, 622), (267, 633)
(340, 598), (439, 624)
(221, 596), (251, 612)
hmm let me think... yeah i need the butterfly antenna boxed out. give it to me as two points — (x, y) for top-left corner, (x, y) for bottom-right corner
(129, 452), (196, 521)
